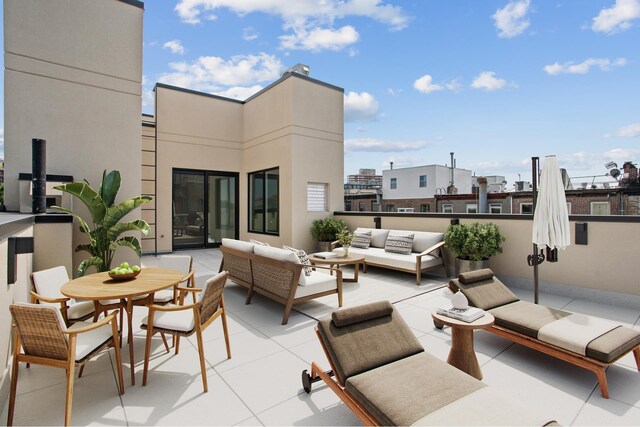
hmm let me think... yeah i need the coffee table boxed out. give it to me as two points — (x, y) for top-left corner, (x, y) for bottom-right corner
(61, 268), (184, 385)
(309, 254), (365, 283)
(431, 311), (495, 380)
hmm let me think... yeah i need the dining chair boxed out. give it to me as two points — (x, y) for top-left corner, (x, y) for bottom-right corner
(31, 266), (124, 328)
(141, 271), (231, 392)
(7, 303), (124, 426)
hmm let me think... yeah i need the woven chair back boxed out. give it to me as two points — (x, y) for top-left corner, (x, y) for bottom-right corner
(198, 272), (227, 323)
(10, 303), (68, 360)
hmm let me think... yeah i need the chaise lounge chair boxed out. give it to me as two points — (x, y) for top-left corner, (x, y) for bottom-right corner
(303, 300), (556, 426)
(443, 269), (640, 399)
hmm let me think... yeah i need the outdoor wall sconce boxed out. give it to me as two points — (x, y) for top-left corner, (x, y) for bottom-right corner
(374, 216), (381, 229)
(7, 237), (34, 285)
(575, 223), (588, 245)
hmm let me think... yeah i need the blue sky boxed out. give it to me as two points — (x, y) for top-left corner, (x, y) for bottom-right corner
(4, 1), (640, 188)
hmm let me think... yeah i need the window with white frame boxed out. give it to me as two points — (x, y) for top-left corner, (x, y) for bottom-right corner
(590, 201), (610, 215)
(390, 177), (397, 189)
(521, 203), (533, 214)
(419, 175), (427, 187)
(442, 204), (453, 213)
(489, 203), (502, 214)
(307, 183), (327, 212)
(466, 203), (478, 213)
(420, 204), (430, 212)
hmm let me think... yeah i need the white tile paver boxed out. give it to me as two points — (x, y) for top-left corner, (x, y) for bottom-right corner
(2, 248), (639, 426)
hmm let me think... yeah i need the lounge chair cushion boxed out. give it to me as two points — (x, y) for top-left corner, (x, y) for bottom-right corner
(450, 275), (519, 311)
(345, 352), (485, 426)
(332, 300), (393, 327)
(317, 305), (423, 382)
(458, 268), (494, 284)
(490, 300), (640, 363)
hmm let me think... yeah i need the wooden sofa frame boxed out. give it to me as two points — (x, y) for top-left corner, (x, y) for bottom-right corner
(219, 246), (343, 324)
(441, 282), (640, 398)
(331, 240), (447, 285)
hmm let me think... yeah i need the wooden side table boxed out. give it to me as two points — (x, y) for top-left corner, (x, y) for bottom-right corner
(309, 254), (365, 283)
(431, 311), (495, 380)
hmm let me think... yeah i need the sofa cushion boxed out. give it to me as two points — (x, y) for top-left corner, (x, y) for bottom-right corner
(222, 238), (255, 253)
(389, 230), (443, 255)
(355, 228), (389, 248)
(451, 274), (520, 310)
(250, 239), (270, 246)
(341, 247), (442, 271)
(345, 352), (485, 426)
(295, 271), (337, 297)
(384, 233), (415, 255)
(351, 230), (372, 249)
(283, 245), (313, 276)
(317, 304), (423, 382)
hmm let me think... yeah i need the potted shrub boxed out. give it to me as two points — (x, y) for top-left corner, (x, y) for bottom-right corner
(52, 170), (152, 276)
(444, 222), (506, 275)
(310, 217), (346, 252)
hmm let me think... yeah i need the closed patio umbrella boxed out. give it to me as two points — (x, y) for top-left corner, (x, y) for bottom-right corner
(530, 155), (571, 303)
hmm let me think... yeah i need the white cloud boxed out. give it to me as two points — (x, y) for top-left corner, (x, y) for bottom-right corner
(413, 75), (461, 94)
(213, 85), (264, 100)
(280, 25), (359, 51)
(492, 0), (531, 38)
(344, 91), (380, 122)
(609, 123), (640, 138)
(471, 71), (509, 91)
(592, 0), (640, 34)
(559, 148), (640, 173)
(382, 155), (425, 169)
(0, 128), (4, 157)
(243, 27), (259, 41)
(141, 76), (155, 110)
(413, 75), (443, 94)
(163, 40), (185, 55)
(175, 0), (409, 51)
(386, 88), (402, 96)
(159, 52), (283, 90)
(544, 57), (626, 75)
(345, 138), (429, 152)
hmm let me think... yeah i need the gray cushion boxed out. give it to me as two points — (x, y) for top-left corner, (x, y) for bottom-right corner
(345, 352), (485, 426)
(351, 230), (372, 249)
(450, 274), (519, 311)
(384, 233), (414, 255)
(459, 268), (494, 284)
(317, 303), (424, 382)
(587, 326), (640, 363)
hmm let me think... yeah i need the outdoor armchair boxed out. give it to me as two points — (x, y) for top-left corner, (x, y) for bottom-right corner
(141, 271), (231, 392)
(7, 303), (124, 426)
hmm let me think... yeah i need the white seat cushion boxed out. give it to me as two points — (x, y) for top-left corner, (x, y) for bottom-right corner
(98, 299), (121, 306)
(295, 271), (337, 298)
(141, 306), (195, 333)
(69, 321), (114, 361)
(335, 247), (442, 271)
(153, 289), (175, 303)
(67, 300), (95, 320)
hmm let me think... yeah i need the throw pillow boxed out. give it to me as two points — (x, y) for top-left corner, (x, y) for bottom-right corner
(282, 245), (313, 276)
(384, 233), (415, 255)
(351, 230), (372, 249)
(250, 239), (270, 246)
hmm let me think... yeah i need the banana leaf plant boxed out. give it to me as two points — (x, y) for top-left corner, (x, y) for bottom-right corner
(52, 170), (152, 276)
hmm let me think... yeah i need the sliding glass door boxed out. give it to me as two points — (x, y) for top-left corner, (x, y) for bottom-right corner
(173, 169), (238, 250)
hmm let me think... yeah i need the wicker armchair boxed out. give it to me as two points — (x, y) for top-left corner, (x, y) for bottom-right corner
(141, 271), (231, 392)
(7, 303), (124, 426)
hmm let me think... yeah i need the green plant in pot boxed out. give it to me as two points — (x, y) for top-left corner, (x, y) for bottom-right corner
(310, 217), (346, 252)
(52, 170), (152, 276)
(0, 183), (5, 212)
(336, 228), (353, 257)
(444, 222), (505, 276)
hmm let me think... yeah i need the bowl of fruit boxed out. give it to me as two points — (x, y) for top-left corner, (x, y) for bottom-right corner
(108, 262), (141, 281)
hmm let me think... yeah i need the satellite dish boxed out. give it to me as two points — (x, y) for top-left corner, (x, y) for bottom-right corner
(610, 168), (621, 179)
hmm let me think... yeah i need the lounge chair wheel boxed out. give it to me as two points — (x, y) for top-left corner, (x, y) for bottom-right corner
(302, 369), (312, 393)
(434, 319), (444, 329)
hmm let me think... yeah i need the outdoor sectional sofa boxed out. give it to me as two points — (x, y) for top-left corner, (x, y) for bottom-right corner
(219, 238), (342, 324)
(331, 228), (446, 285)
(444, 269), (640, 398)
(303, 301), (555, 426)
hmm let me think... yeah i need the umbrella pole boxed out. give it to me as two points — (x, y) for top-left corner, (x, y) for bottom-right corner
(532, 157), (539, 304)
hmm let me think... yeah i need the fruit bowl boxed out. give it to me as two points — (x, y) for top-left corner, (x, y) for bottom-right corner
(108, 270), (141, 281)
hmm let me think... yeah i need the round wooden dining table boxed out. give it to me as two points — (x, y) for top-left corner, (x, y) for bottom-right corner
(61, 268), (184, 385)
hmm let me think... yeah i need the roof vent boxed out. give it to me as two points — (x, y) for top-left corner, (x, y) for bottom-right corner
(282, 63), (310, 77)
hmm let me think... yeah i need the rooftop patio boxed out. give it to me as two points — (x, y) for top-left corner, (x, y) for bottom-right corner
(2, 248), (639, 426)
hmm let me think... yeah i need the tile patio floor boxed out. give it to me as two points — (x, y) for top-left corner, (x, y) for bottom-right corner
(2, 248), (640, 425)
